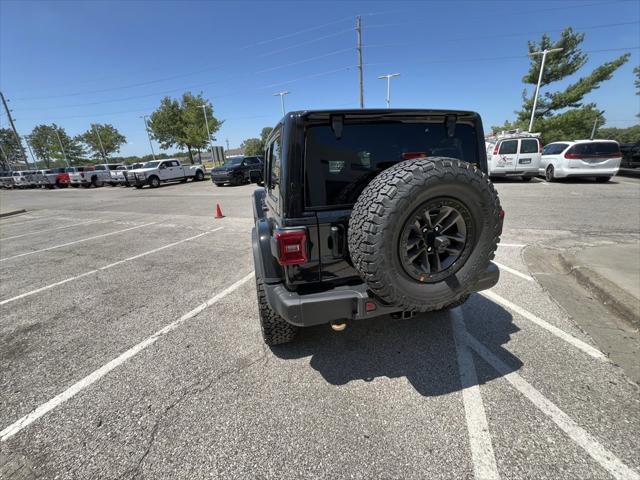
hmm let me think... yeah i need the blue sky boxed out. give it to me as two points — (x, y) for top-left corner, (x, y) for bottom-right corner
(1, 0), (638, 157)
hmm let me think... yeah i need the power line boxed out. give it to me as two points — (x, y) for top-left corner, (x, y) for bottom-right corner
(365, 46), (639, 68)
(255, 47), (354, 74)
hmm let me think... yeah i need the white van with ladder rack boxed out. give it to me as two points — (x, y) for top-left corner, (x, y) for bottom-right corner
(485, 129), (542, 181)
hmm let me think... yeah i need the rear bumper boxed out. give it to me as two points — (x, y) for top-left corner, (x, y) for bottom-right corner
(554, 166), (620, 178)
(263, 262), (500, 327)
(490, 170), (538, 177)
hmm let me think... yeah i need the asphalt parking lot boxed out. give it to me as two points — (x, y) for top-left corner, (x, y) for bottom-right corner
(1, 177), (639, 479)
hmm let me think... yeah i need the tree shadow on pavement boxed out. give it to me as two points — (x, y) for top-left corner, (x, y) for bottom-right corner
(271, 294), (522, 397)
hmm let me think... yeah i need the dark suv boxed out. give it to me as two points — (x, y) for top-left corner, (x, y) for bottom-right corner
(252, 109), (503, 345)
(211, 155), (264, 186)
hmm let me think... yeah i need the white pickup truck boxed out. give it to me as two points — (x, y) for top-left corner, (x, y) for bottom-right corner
(69, 164), (122, 187)
(129, 159), (205, 188)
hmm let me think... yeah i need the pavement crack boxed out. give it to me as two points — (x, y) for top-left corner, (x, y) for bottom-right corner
(118, 349), (267, 480)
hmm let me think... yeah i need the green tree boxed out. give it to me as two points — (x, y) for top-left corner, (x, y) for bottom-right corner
(634, 65), (640, 95)
(495, 28), (630, 143)
(0, 128), (23, 169)
(598, 125), (640, 144)
(78, 123), (126, 160)
(239, 126), (273, 156)
(29, 124), (57, 167)
(148, 92), (222, 164)
(241, 138), (263, 156)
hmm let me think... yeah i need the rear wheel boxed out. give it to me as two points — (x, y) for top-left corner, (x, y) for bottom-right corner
(348, 158), (501, 312)
(545, 165), (556, 182)
(256, 276), (297, 346)
(595, 176), (611, 183)
(194, 170), (204, 181)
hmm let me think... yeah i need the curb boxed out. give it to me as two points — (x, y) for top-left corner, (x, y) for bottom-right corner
(559, 252), (640, 330)
(0, 209), (27, 218)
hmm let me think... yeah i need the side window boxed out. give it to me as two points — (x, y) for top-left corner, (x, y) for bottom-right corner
(498, 140), (518, 155)
(268, 134), (282, 190)
(520, 139), (539, 154)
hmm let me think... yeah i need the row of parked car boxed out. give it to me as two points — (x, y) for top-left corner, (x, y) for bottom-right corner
(485, 130), (627, 182)
(0, 159), (208, 190)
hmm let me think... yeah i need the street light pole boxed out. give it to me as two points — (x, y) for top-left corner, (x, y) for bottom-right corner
(92, 124), (107, 161)
(198, 105), (215, 166)
(54, 128), (70, 166)
(140, 115), (156, 161)
(528, 47), (563, 132)
(377, 73), (401, 108)
(273, 91), (289, 116)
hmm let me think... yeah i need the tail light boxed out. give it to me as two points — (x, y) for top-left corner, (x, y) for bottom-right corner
(80, 172), (85, 178)
(402, 151), (427, 160)
(564, 152), (581, 160)
(611, 151), (623, 159)
(274, 229), (308, 265)
(539, 143), (544, 153)
(492, 144), (499, 155)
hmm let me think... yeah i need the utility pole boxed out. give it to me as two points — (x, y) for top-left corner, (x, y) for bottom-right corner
(378, 73), (401, 108)
(24, 136), (38, 169)
(528, 48), (563, 132)
(225, 138), (230, 152)
(0, 142), (11, 170)
(54, 128), (70, 167)
(356, 16), (364, 108)
(0, 91), (30, 168)
(198, 105), (215, 166)
(590, 117), (600, 140)
(273, 91), (289, 116)
(140, 115), (156, 161)
(92, 124), (107, 161)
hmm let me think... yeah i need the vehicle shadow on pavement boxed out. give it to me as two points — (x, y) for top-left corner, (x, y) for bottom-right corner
(272, 295), (521, 397)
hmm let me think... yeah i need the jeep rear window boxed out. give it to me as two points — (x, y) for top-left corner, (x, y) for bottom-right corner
(304, 122), (478, 207)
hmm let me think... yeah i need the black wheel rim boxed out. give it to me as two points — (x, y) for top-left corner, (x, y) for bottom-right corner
(399, 198), (474, 283)
(546, 166), (553, 180)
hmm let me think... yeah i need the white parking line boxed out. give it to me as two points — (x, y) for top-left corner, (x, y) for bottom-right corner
(0, 228), (223, 306)
(498, 243), (526, 248)
(1, 219), (105, 241)
(0, 270), (254, 442)
(481, 290), (606, 360)
(0, 222), (156, 262)
(466, 333), (640, 480)
(493, 261), (534, 282)
(452, 309), (499, 480)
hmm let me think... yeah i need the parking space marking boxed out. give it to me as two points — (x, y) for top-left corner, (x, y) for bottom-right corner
(1, 219), (105, 241)
(481, 290), (606, 360)
(452, 309), (499, 480)
(0, 271), (254, 442)
(0, 222), (156, 262)
(493, 261), (534, 282)
(497, 243), (526, 248)
(0, 228), (223, 306)
(466, 333), (640, 480)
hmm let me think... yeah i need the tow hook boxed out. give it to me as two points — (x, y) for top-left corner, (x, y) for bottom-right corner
(330, 320), (347, 332)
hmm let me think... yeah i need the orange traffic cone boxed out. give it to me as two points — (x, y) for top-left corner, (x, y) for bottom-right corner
(214, 203), (225, 219)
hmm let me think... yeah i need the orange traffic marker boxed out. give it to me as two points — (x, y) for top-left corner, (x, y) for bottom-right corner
(215, 203), (225, 219)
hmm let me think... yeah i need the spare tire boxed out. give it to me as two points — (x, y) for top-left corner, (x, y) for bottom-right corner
(348, 158), (502, 312)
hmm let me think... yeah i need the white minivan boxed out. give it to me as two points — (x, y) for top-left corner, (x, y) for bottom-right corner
(485, 131), (542, 181)
(539, 140), (622, 182)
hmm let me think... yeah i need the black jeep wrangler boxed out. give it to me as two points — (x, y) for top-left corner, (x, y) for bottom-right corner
(252, 109), (503, 345)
